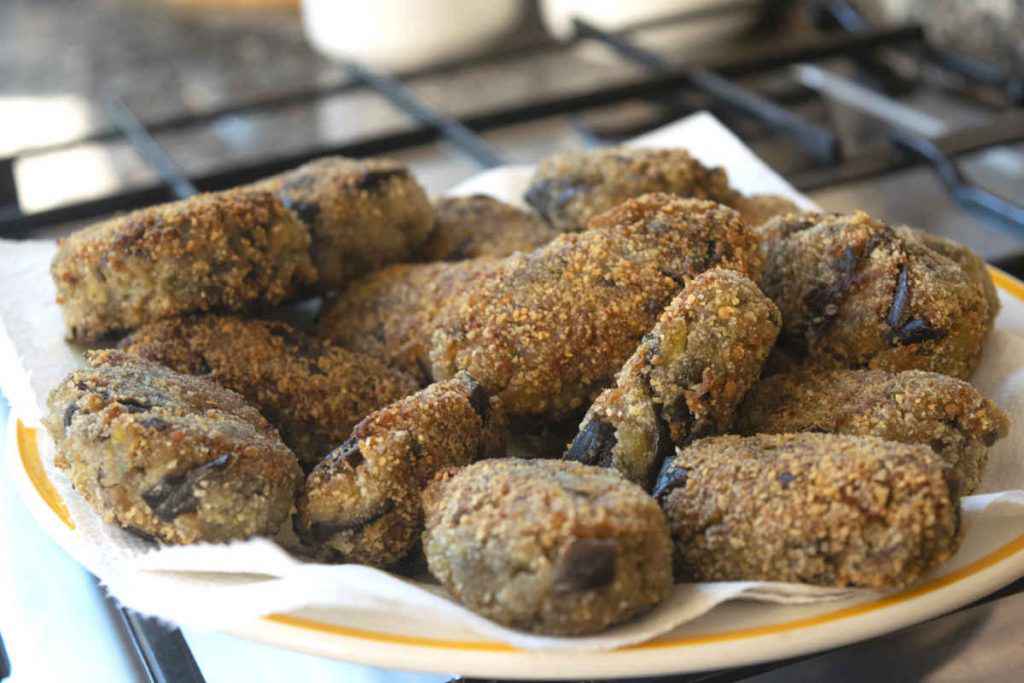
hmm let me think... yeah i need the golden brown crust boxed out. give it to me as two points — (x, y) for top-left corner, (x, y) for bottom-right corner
(422, 458), (673, 635)
(318, 259), (500, 384)
(566, 268), (780, 487)
(756, 211), (991, 379)
(896, 225), (1000, 325)
(657, 433), (962, 588)
(735, 369), (1009, 494)
(730, 194), (801, 229)
(43, 350), (302, 544)
(120, 315), (418, 468)
(431, 194), (764, 419)
(524, 147), (739, 232)
(252, 157), (433, 290)
(51, 157), (433, 342)
(418, 195), (558, 261)
(51, 190), (318, 342)
(295, 372), (507, 566)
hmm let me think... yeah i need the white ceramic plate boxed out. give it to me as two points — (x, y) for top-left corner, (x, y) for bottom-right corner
(11, 269), (1024, 680)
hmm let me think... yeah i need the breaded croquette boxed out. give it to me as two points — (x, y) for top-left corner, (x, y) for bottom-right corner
(524, 147), (739, 232)
(44, 350), (302, 544)
(656, 433), (962, 588)
(566, 268), (780, 487)
(423, 458), (672, 635)
(295, 372), (506, 567)
(120, 315), (418, 469)
(52, 157), (432, 341)
(251, 157), (433, 290)
(756, 211), (991, 379)
(419, 195), (558, 261)
(431, 194), (764, 419)
(736, 369), (1009, 494)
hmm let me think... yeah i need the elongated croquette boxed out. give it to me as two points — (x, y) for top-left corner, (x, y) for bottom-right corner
(657, 433), (962, 588)
(430, 194), (764, 418)
(120, 315), (418, 468)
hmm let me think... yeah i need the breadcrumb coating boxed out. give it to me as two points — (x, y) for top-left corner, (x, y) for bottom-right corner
(524, 147), (739, 232)
(296, 372), (506, 566)
(730, 194), (801, 229)
(318, 259), (500, 384)
(736, 369), (1009, 494)
(566, 268), (780, 487)
(756, 211), (990, 379)
(44, 350), (301, 544)
(896, 225), (1000, 325)
(120, 315), (418, 468)
(657, 433), (962, 588)
(423, 458), (672, 635)
(431, 194), (764, 419)
(418, 195), (558, 261)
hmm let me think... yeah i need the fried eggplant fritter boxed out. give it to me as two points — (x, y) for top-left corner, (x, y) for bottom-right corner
(736, 369), (1009, 494)
(52, 190), (318, 342)
(756, 211), (991, 379)
(52, 157), (432, 341)
(295, 372), (506, 567)
(730, 194), (801, 228)
(318, 259), (500, 384)
(896, 225), (1000, 324)
(566, 268), (780, 487)
(44, 350), (302, 544)
(431, 194), (764, 419)
(251, 156), (433, 290)
(120, 315), (418, 469)
(523, 147), (739, 232)
(423, 458), (672, 635)
(657, 433), (962, 588)
(418, 195), (558, 261)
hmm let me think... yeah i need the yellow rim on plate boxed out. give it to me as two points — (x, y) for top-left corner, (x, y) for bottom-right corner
(18, 265), (1024, 654)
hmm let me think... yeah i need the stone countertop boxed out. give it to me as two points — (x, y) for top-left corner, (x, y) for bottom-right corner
(2, 0), (341, 138)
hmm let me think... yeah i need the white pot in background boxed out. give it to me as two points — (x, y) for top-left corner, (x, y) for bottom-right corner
(302, 0), (522, 72)
(540, 0), (756, 60)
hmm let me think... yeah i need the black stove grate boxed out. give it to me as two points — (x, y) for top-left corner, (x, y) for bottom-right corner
(6, 1), (1024, 245)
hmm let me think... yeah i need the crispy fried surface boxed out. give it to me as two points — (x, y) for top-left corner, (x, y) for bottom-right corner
(252, 157), (433, 290)
(43, 350), (301, 544)
(296, 372), (507, 567)
(431, 194), (764, 419)
(524, 147), (739, 232)
(418, 195), (558, 261)
(120, 315), (418, 468)
(730, 194), (801, 229)
(422, 458), (672, 635)
(51, 189), (318, 342)
(756, 211), (990, 379)
(896, 225), (1000, 324)
(736, 369), (1009, 494)
(567, 268), (780, 487)
(318, 259), (500, 384)
(657, 433), (962, 588)
(51, 157), (432, 341)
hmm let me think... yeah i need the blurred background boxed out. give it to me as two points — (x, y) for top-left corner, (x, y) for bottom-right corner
(4, 1), (1024, 681)
(3, 0), (1024, 263)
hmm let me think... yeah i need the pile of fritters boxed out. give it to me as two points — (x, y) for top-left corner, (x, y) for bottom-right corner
(45, 148), (1009, 636)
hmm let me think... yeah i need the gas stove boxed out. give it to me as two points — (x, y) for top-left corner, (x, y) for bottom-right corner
(3, 1), (1024, 681)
